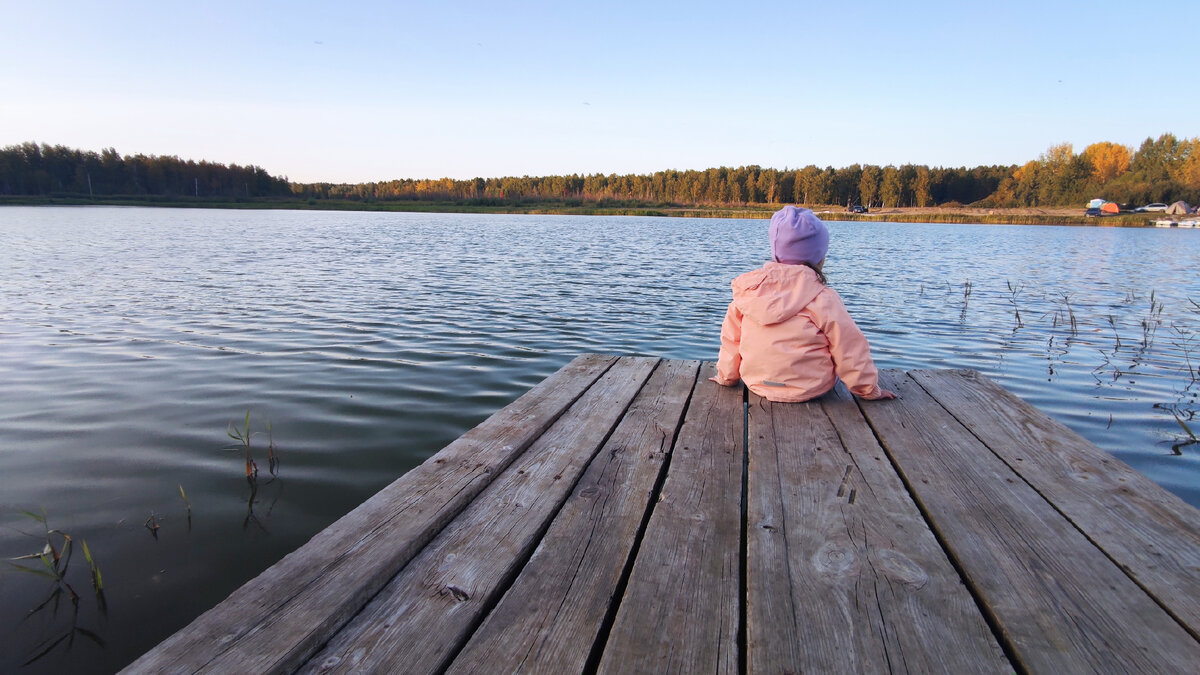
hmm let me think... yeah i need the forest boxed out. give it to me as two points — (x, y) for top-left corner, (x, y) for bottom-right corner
(2, 134), (1198, 209)
(0, 143), (291, 199)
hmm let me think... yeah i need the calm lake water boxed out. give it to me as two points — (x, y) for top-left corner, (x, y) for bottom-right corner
(2, 206), (1199, 672)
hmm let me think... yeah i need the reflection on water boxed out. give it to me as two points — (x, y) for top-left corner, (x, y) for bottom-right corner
(1, 207), (1199, 671)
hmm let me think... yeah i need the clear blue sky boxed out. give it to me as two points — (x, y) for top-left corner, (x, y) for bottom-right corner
(3, 1), (1197, 183)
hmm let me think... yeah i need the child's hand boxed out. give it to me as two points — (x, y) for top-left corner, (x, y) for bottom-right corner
(709, 376), (736, 387)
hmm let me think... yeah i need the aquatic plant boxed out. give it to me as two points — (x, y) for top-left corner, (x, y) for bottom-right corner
(8, 511), (105, 606)
(6, 509), (106, 664)
(1091, 349), (1116, 385)
(1006, 280), (1024, 329)
(227, 410), (258, 480)
(938, 278), (1198, 455)
(8, 509), (77, 603)
(179, 484), (192, 529)
(957, 279), (973, 323)
(266, 418), (279, 477)
(1170, 413), (1198, 455)
(222, 411), (283, 533)
(144, 512), (160, 539)
(1140, 291), (1165, 350)
(1055, 292), (1078, 336)
(226, 410), (282, 483)
(81, 540), (102, 592)
(1168, 324), (1198, 384)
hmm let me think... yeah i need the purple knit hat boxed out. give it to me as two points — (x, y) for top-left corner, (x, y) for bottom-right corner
(769, 206), (829, 266)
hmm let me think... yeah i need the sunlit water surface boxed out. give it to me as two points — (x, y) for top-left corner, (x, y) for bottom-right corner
(2, 207), (1198, 672)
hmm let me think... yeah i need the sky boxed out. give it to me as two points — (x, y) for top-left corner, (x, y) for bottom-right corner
(3, 0), (1198, 184)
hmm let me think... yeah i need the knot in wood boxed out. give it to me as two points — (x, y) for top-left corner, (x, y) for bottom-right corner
(813, 541), (856, 576)
(441, 584), (471, 602)
(878, 549), (928, 588)
(315, 655), (342, 672)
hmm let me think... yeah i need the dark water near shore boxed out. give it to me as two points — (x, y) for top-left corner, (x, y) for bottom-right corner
(2, 207), (1199, 672)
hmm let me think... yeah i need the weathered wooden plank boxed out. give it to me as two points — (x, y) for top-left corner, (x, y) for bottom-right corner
(859, 369), (1200, 673)
(597, 363), (743, 675)
(745, 384), (1009, 673)
(301, 356), (660, 674)
(446, 359), (701, 674)
(122, 353), (617, 675)
(744, 391), (803, 672)
(909, 368), (1200, 637)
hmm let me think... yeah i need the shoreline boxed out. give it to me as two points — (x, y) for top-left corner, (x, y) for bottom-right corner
(0, 196), (1160, 227)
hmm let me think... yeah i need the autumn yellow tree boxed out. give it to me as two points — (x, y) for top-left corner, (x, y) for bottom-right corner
(858, 165), (881, 207)
(879, 165), (903, 207)
(1082, 142), (1132, 185)
(1169, 138), (1200, 190)
(912, 166), (933, 206)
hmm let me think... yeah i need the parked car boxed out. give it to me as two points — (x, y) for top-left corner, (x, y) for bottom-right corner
(1134, 203), (1169, 213)
(1085, 207), (1102, 217)
(848, 204), (868, 213)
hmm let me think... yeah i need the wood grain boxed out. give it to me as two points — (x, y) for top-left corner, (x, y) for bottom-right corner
(122, 353), (616, 675)
(860, 369), (1200, 673)
(909, 368), (1200, 638)
(597, 364), (743, 675)
(127, 360), (1200, 674)
(446, 359), (700, 674)
(745, 383), (1009, 673)
(301, 356), (659, 674)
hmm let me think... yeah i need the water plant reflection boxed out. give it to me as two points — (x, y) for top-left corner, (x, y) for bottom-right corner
(6, 510), (106, 665)
(225, 410), (283, 532)
(178, 484), (192, 530)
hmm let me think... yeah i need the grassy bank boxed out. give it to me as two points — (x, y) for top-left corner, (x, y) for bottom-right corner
(0, 195), (1162, 227)
(816, 211), (1151, 227)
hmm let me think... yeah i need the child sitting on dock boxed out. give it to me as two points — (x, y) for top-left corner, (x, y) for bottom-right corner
(711, 205), (896, 402)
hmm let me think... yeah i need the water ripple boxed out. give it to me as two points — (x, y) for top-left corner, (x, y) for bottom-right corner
(2, 208), (1200, 672)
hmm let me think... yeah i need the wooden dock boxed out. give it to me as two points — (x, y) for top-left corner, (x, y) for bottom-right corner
(125, 355), (1200, 673)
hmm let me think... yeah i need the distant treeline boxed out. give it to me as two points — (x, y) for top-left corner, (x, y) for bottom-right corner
(3, 134), (1198, 208)
(293, 164), (1012, 209)
(291, 134), (1200, 208)
(0, 143), (291, 199)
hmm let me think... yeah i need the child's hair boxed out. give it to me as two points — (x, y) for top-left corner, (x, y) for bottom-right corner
(802, 261), (827, 285)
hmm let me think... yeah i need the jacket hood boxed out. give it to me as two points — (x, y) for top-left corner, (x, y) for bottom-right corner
(730, 262), (824, 326)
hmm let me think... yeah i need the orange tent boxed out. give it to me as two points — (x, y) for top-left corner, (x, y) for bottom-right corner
(1101, 202), (1120, 214)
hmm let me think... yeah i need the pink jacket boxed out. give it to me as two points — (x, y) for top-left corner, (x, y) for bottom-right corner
(714, 262), (884, 402)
